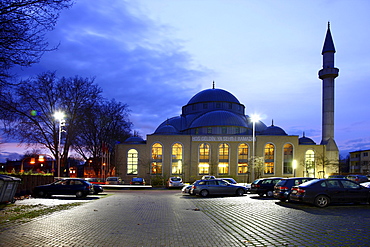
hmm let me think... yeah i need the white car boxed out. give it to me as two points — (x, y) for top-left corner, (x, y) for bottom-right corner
(167, 177), (183, 188)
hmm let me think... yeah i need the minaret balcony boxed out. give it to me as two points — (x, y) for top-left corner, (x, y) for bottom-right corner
(318, 67), (339, 79)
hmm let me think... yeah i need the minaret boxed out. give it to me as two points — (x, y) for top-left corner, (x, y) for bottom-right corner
(318, 22), (339, 160)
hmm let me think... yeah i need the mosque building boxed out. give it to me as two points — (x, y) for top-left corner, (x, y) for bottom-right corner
(115, 24), (340, 183)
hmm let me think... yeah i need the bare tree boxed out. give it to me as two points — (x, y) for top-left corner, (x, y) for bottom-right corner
(0, 0), (73, 84)
(73, 99), (133, 176)
(0, 71), (102, 176)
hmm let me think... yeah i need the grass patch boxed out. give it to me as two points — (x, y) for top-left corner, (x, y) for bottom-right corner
(0, 202), (84, 225)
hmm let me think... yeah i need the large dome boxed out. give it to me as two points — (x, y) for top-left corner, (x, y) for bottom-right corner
(190, 110), (247, 128)
(188, 88), (240, 104)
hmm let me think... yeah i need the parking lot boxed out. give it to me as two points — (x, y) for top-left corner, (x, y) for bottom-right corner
(1, 190), (370, 246)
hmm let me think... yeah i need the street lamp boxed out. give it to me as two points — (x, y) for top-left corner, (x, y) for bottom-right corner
(251, 114), (260, 182)
(293, 160), (297, 177)
(54, 111), (65, 178)
(21, 157), (35, 173)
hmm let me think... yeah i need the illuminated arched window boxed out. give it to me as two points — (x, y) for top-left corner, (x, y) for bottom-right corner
(127, 149), (138, 175)
(238, 143), (248, 174)
(151, 143), (162, 174)
(283, 144), (293, 174)
(264, 143), (275, 174)
(198, 143), (210, 174)
(172, 143), (183, 175)
(305, 150), (315, 177)
(218, 143), (229, 175)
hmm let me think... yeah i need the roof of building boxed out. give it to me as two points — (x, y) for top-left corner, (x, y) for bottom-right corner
(187, 88), (240, 105)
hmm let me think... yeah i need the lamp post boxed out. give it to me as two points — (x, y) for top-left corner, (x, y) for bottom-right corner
(54, 111), (65, 178)
(251, 114), (260, 182)
(20, 157), (35, 173)
(293, 160), (297, 177)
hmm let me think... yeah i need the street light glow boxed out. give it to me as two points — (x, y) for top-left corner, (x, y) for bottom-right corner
(251, 114), (261, 123)
(54, 111), (65, 121)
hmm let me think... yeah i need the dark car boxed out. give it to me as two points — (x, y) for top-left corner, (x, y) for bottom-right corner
(191, 179), (247, 197)
(346, 175), (368, 183)
(274, 177), (316, 202)
(250, 177), (283, 197)
(33, 178), (94, 198)
(130, 177), (145, 185)
(290, 178), (370, 207)
(85, 178), (105, 184)
(92, 184), (103, 194)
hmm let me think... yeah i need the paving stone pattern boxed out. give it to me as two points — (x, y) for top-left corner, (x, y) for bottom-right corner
(191, 195), (370, 246)
(1, 191), (370, 246)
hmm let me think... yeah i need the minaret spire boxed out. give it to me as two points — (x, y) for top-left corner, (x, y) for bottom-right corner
(318, 23), (339, 159)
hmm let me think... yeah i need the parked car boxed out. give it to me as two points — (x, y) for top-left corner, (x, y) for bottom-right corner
(328, 175), (346, 179)
(360, 181), (370, 188)
(92, 184), (104, 194)
(105, 177), (123, 185)
(250, 177), (283, 197)
(346, 175), (368, 183)
(85, 178), (105, 184)
(167, 177), (184, 188)
(182, 184), (194, 195)
(290, 178), (370, 207)
(274, 177), (316, 202)
(201, 175), (216, 180)
(33, 178), (94, 198)
(130, 177), (145, 185)
(220, 178), (237, 184)
(191, 179), (247, 197)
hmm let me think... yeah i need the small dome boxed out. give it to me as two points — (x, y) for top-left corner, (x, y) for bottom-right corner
(124, 136), (145, 144)
(155, 125), (179, 135)
(299, 136), (316, 145)
(190, 110), (247, 128)
(188, 88), (240, 105)
(261, 125), (287, 136)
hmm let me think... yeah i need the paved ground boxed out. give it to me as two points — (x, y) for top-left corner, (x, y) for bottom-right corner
(1, 190), (370, 246)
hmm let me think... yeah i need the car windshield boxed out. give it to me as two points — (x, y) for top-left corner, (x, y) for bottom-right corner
(132, 178), (142, 181)
(171, 177), (181, 181)
(107, 178), (117, 181)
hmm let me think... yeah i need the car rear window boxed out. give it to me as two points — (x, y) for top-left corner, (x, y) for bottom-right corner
(171, 177), (182, 181)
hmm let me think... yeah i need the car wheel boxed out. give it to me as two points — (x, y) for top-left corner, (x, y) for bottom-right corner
(236, 188), (245, 196)
(314, 195), (330, 208)
(200, 189), (209, 197)
(75, 191), (86, 198)
(37, 190), (46, 198)
(258, 193), (264, 197)
(266, 191), (274, 197)
(279, 198), (286, 202)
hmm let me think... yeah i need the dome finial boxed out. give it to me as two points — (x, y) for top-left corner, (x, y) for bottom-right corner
(212, 81), (215, 89)
(271, 119), (274, 126)
(328, 21), (330, 29)
(303, 131), (306, 137)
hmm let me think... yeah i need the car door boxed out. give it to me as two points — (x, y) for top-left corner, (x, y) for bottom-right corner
(206, 180), (219, 194)
(216, 180), (233, 195)
(325, 180), (346, 203)
(340, 180), (370, 203)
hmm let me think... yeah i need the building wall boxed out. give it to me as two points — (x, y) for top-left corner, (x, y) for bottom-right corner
(349, 150), (370, 174)
(115, 134), (337, 184)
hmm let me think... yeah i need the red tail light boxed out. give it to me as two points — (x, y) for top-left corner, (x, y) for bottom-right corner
(252, 184), (260, 188)
(277, 186), (289, 190)
(297, 188), (305, 194)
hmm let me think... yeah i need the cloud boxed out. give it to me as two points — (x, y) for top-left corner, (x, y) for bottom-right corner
(12, 0), (210, 135)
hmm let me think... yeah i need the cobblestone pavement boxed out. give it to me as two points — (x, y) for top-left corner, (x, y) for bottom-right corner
(1, 190), (370, 246)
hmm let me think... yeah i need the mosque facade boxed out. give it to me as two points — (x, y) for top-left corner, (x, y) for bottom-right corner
(115, 24), (340, 184)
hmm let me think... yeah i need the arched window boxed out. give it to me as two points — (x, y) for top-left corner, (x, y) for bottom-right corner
(127, 149), (138, 175)
(151, 143), (162, 174)
(238, 143), (248, 174)
(283, 144), (293, 174)
(172, 143), (183, 175)
(218, 143), (229, 175)
(198, 143), (210, 174)
(264, 143), (275, 174)
(305, 150), (315, 177)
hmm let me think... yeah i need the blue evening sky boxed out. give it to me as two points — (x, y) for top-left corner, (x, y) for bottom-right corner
(2, 0), (370, 160)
